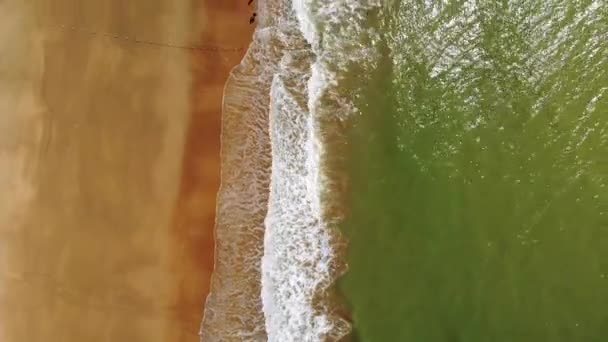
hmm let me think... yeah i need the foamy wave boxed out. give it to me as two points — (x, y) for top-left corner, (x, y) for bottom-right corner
(200, 9), (279, 342)
(261, 42), (349, 342)
(200, 0), (299, 340)
(202, 0), (382, 341)
(262, 1), (383, 341)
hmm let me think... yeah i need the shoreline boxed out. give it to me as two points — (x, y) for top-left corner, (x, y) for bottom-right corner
(200, 2), (276, 338)
(168, 0), (254, 340)
(202, 1), (375, 340)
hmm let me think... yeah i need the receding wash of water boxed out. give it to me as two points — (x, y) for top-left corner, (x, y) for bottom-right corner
(202, 0), (608, 341)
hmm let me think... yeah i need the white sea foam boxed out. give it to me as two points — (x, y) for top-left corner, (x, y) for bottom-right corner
(201, 0), (382, 341)
(199, 1), (289, 340)
(262, 1), (382, 341)
(200, 0), (305, 340)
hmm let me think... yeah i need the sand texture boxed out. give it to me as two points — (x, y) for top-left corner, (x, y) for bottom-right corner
(0, 1), (253, 341)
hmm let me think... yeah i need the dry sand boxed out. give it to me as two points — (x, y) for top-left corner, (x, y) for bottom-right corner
(0, 1), (253, 341)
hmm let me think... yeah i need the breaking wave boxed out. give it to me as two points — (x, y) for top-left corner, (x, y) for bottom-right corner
(201, 0), (382, 341)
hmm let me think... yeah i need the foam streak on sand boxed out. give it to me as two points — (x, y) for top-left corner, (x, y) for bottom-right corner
(202, 0), (381, 340)
(200, 1), (291, 339)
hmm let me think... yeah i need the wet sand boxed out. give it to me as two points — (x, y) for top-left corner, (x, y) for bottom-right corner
(0, 1), (253, 341)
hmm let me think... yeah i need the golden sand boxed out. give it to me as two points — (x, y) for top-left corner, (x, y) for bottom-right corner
(0, 0), (253, 341)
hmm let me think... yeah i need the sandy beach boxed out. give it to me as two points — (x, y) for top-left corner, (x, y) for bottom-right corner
(0, 1), (253, 341)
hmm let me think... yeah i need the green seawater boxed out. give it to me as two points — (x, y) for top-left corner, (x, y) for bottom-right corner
(339, 2), (608, 341)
